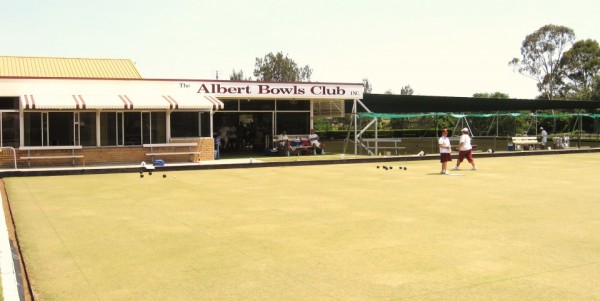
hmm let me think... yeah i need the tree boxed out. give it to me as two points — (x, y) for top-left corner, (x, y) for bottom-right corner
(299, 65), (313, 82)
(509, 24), (576, 99)
(229, 69), (252, 81)
(473, 92), (510, 99)
(384, 89), (394, 94)
(400, 85), (414, 95)
(560, 39), (600, 100)
(362, 78), (372, 94)
(592, 76), (600, 100)
(470, 92), (519, 135)
(253, 51), (312, 82)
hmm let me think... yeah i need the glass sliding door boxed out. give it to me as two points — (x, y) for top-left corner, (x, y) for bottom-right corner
(100, 112), (124, 146)
(79, 112), (97, 146)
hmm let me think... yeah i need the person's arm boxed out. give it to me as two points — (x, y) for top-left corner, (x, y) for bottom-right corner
(439, 139), (448, 150)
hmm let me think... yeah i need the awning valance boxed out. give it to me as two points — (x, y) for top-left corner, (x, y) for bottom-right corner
(159, 95), (222, 110)
(204, 95), (224, 110)
(20, 94), (220, 111)
(21, 94), (135, 110)
(81, 95), (132, 110)
(21, 94), (83, 110)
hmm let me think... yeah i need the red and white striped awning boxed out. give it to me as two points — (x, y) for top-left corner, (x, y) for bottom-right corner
(20, 94), (222, 110)
(20, 94), (87, 110)
(203, 95), (224, 110)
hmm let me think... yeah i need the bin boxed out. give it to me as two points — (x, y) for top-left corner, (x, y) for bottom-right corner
(507, 143), (514, 151)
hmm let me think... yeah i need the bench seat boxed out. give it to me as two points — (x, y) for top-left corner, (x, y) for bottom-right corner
(19, 146), (85, 167)
(361, 138), (404, 155)
(145, 152), (202, 156)
(512, 137), (540, 144)
(143, 143), (202, 161)
(512, 136), (541, 150)
(142, 143), (198, 148)
(20, 155), (84, 160)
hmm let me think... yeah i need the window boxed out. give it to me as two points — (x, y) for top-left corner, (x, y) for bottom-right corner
(23, 112), (69, 146)
(171, 112), (199, 137)
(100, 112), (123, 146)
(276, 112), (309, 135)
(200, 112), (211, 137)
(0, 97), (21, 147)
(1, 112), (20, 147)
(124, 112), (141, 145)
(276, 100), (310, 111)
(79, 112), (97, 146)
(23, 113), (43, 146)
(100, 112), (166, 146)
(0, 97), (19, 110)
(48, 112), (74, 145)
(240, 100), (275, 111)
(150, 112), (167, 143)
(221, 99), (239, 111)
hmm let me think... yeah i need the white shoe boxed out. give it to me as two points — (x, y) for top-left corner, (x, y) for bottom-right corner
(442, 170), (449, 175)
(452, 166), (459, 170)
(471, 166), (477, 170)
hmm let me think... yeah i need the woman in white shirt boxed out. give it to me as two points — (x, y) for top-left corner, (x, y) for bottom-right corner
(438, 128), (452, 174)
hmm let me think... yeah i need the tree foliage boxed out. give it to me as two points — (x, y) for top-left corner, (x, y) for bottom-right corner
(381, 85), (414, 95)
(592, 76), (600, 100)
(229, 69), (252, 81)
(509, 24), (575, 99)
(473, 92), (510, 99)
(362, 78), (372, 94)
(400, 85), (414, 95)
(469, 92), (517, 134)
(253, 51), (312, 82)
(559, 39), (600, 100)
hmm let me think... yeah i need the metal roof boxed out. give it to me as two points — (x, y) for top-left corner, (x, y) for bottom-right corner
(0, 56), (142, 79)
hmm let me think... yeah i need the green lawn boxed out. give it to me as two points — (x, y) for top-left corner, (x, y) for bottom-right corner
(4, 153), (600, 300)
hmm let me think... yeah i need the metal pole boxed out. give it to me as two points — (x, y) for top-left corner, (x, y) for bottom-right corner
(375, 118), (378, 155)
(354, 99), (358, 155)
(579, 110), (583, 148)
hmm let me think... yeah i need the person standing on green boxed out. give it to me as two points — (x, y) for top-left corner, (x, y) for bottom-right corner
(438, 128), (452, 174)
(453, 128), (477, 170)
(540, 127), (548, 147)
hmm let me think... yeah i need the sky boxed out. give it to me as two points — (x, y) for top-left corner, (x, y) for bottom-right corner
(1, 0), (599, 99)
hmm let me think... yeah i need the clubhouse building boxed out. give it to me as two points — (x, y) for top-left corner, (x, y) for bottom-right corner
(0, 56), (363, 169)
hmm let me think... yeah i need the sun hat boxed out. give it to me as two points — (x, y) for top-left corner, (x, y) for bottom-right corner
(461, 127), (469, 133)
